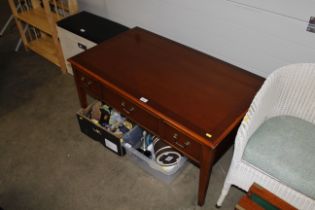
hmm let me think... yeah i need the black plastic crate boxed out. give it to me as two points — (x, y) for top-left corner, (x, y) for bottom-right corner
(76, 103), (127, 156)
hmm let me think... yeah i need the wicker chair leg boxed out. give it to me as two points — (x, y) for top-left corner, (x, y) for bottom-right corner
(217, 183), (231, 207)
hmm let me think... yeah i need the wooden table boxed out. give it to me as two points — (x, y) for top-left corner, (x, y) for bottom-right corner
(69, 27), (264, 206)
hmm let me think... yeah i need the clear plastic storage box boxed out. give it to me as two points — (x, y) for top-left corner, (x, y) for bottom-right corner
(123, 126), (187, 184)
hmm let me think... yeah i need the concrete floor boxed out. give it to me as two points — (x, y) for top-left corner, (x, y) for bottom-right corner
(0, 2), (244, 210)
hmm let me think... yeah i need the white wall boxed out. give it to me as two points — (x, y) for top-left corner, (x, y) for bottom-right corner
(77, 0), (315, 77)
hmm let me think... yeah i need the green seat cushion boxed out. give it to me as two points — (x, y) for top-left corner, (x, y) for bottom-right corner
(243, 116), (315, 199)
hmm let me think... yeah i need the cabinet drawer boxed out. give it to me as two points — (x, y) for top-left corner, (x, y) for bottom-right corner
(57, 27), (97, 74)
(102, 87), (159, 134)
(161, 122), (201, 163)
(76, 71), (101, 99)
(58, 27), (96, 58)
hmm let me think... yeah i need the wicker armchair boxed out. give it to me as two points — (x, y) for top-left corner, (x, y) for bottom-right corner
(217, 63), (315, 209)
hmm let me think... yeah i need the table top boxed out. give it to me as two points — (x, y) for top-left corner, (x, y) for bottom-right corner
(70, 27), (264, 148)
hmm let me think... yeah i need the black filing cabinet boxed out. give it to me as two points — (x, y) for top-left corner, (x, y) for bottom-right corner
(57, 11), (129, 74)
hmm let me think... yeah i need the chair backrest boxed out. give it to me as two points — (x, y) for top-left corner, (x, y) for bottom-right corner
(269, 63), (315, 123)
(232, 63), (315, 161)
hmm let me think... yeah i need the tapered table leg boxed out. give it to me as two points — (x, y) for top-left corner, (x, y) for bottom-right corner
(73, 70), (88, 108)
(198, 146), (215, 206)
(76, 85), (88, 108)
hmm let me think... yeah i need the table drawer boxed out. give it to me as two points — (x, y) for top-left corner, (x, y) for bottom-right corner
(161, 122), (201, 162)
(102, 87), (159, 134)
(76, 70), (101, 99)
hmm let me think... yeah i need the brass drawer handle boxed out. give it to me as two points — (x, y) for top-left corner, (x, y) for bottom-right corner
(174, 140), (190, 149)
(172, 132), (190, 148)
(87, 81), (92, 85)
(122, 107), (135, 115)
(122, 108), (130, 115)
(174, 141), (184, 148)
(121, 101), (134, 114)
(80, 76), (85, 81)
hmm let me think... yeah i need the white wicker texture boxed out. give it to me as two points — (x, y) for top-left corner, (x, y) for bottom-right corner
(217, 63), (315, 209)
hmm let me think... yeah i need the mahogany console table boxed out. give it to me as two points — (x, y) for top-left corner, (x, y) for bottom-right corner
(69, 27), (264, 206)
